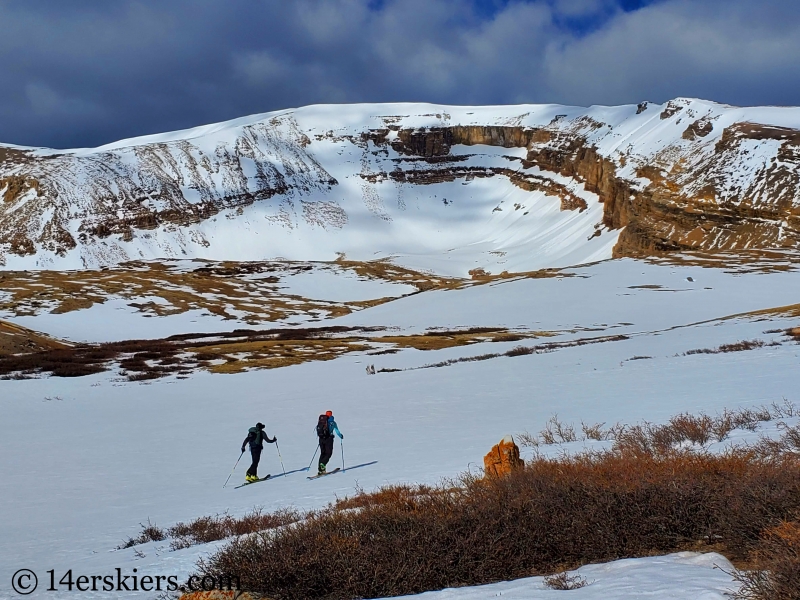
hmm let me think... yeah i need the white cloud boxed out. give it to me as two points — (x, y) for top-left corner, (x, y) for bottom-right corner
(233, 51), (288, 87)
(542, 0), (800, 105)
(3, 0), (800, 148)
(25, 82), (61, 116)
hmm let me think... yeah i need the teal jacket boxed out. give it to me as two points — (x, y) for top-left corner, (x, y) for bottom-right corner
(327, 416), (343, 439)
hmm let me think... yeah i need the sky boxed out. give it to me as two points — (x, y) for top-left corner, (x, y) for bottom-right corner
(1, 0), (799, 149)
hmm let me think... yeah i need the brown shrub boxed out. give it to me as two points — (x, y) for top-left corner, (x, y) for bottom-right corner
(685, 339), (769, 355)
(197, 451), (800, 599)
(117, 519), (166, 549)
(733, 521), (800, 600)
(168, 508), (299, 550)
(522, 404), (789, 451)
(544, 571), (590, 590)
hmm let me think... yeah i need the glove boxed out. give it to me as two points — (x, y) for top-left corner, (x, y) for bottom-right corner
(339, 434), (344, 440)
(241, 447), (246, 453)
(272, 437), (278, 443)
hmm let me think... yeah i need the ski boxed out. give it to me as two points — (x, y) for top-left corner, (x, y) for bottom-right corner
(234, 474), (271, 489)
(307, 467), (341, 480)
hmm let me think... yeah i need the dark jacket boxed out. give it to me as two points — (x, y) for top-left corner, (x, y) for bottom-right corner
(242, 427), (276, 452)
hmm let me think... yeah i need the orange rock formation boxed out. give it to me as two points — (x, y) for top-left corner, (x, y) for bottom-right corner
(484, 435), (524, 477)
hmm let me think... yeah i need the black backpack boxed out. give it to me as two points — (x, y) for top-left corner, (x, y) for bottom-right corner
(247, 427), (261, 447)
(316, 414), (330, 438)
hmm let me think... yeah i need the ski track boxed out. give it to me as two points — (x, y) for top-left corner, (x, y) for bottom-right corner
(1, 257), (800, 598)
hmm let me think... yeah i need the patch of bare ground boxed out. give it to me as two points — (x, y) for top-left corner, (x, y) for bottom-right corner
(683, 338), (780, 356)
(0, 320), (70, 355)
(191, 405), (800, 599)
(0, 325), (551, 379)
(0, 259), (456, 324)
(646, 248), (800, 274)
(0, 259), (567, 329)
(379, 333), (630, 373)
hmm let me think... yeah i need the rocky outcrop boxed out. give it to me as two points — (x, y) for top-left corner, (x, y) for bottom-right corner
(611, 123), (800, 256)
(0, 115), (339, 264)
(381, 113), (800, 259)
(484, 436), (524, 477)
(392, 126), (537, 157)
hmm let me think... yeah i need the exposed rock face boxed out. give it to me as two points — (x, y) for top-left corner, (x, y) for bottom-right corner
(1, 98), (799, 270)
(0, 115), (339, 265)
(392, 126), (537, 157)
(484, 435), (524, 477)
(612, 122), (800, 256)
(385, 117), (800, 259)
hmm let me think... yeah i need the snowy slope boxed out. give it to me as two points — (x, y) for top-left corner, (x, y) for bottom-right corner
(1, 99), (799, 274)
(2, 256), (800, 598)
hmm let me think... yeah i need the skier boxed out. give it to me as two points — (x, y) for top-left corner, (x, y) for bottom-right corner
(241, 422), (277, 482)
(316, 410), (343, 475)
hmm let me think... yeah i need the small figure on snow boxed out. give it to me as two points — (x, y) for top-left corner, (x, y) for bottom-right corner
(365, 364), (376, 375)
(241, 422), (276, 482)
(316, 410), (343, 475)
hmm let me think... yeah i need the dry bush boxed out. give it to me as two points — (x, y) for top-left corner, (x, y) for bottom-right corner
(196, 450), (800, 599)
(733, 521), (800, 600)
(580, 422), (609, 441)
(516, 430), (540, 448)
(506, 345), (535, 357)
(120, 510), (299, 551)
(748, 422), (800, 458)
(539, 415), (577, 445)
(118, 519), (166, 549)
(772, 398), (797, 418)
(544, 571), (590, 590)
(685, 339), (767, 355)
(531, 403), (795, 453)
(719, 340), (768, 352)
(168, 508), (299, 550)
(667, 413), (714, 446)
(334, 484), (444, 511)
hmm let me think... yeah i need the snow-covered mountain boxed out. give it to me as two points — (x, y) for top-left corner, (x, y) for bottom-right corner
(1, 98), (799, 273)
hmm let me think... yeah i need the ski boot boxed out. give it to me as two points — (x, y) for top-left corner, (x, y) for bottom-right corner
(245, 474), (257, 482)
(317, 464), (326, 476)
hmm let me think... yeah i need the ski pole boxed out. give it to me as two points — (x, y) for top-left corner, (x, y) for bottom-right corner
(275, 440), (286, 476)
(223, 451), (244, 488)
(340, 438), (345, 472)
(306, 445), (319, 471)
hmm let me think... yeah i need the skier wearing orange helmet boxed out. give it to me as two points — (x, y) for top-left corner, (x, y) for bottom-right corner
(315, 410), (343, 475)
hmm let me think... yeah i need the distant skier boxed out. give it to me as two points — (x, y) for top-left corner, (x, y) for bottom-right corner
(241, 422), (276, 482)
(316, 410), (343, 475)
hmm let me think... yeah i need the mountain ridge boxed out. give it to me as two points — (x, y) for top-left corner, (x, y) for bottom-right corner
(1, 98), (798, 274)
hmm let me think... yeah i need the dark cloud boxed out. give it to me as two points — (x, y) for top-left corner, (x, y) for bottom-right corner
(0, 0), (798, 149)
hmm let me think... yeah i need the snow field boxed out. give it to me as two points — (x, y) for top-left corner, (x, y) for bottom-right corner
(1, 256), (799, 598)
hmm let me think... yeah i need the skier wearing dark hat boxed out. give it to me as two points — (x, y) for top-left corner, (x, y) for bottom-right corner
(316, 410), (343, 475)
(241, 422), (276, 482)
